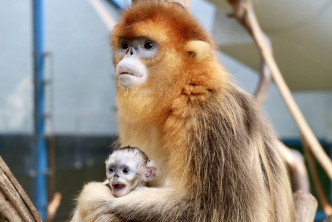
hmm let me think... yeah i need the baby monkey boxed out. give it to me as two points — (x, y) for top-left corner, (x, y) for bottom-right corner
(105, 146), (157, 197)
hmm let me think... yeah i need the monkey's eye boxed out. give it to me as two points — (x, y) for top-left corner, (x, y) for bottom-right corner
(122, 168), (130, 174)
(120, 41), (129, 50)
(108, 168), (115, 173)
(142, 41), (154, 50)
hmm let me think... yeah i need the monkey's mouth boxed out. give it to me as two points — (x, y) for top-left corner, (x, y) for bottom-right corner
(119, 71), (142, 77)
(112, 183), (126, 190)
(116, 64), (147, 88)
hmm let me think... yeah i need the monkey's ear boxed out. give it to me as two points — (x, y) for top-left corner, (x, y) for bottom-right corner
(145, 161), (157, 181)
(185, 40), (212, 62)
(145, 167), (157, 181)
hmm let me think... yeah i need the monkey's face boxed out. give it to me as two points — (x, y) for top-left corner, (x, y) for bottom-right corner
(111, 4), (187, 93)
(107, 163), (136, 197)
(106, 151), (147, 197)
(110, 2), (220, 123)
(114, 38), (158, 88)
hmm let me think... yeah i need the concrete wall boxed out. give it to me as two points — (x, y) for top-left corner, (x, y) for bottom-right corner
(0, 0), (33, 134)
(44, 0), (119, 135)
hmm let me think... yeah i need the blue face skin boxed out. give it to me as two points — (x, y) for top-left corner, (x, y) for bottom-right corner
(115, 38), (158, 88)
(117, 38), (158, 60)
(108, 164), (133, 179)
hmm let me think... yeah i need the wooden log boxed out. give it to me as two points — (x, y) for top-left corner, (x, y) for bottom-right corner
(0, 156), (41, 222)
(293, 191), (318, 222)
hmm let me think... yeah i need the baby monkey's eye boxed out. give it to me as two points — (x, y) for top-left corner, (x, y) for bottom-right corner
(123, 168), (130, 174)
(108, 168), (115, 173)
(142, 40), (154, 50)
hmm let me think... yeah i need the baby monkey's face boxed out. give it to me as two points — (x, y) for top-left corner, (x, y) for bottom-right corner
(106, 148), (157, 197)
(106, 156), (141, 197)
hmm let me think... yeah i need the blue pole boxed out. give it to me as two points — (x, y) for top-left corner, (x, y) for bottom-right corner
(107, 0), (128, 10)
(33, 0), (48, 220)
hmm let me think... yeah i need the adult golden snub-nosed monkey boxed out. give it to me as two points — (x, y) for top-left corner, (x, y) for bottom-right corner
(72, 1), (294, 221)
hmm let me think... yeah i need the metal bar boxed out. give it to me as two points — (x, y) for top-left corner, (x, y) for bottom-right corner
(107, 0), (128, 10)
(32, 0), (48, 220)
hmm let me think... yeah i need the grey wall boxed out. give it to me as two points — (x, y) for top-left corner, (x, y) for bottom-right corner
(0, 1), (33, 134)
(44, 0), (118, 135)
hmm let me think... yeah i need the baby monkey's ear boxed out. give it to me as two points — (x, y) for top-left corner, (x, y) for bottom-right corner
(145, 161), (157, 182)
(185, 40), (212, 62)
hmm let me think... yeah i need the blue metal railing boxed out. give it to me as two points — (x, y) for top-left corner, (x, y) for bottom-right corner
(32, 0), (47, 220)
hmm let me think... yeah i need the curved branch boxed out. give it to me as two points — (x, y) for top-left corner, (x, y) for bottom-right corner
(227, 1), (332, 215)
(277, 141), (310, 192)
(254, 34), (272, 105)
(228, 0), (332, 181)
(247, 2), (332, 180)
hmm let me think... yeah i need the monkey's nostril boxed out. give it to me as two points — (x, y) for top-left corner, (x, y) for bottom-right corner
(114, 174), (119, 177)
